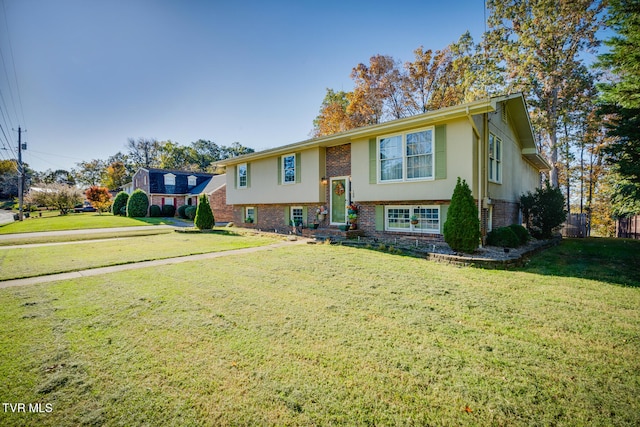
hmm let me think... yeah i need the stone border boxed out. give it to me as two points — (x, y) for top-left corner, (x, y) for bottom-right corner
(337, 237), (561, 268)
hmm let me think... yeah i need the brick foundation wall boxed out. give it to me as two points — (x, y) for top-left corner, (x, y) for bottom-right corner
(209, 186), (233, 223)
(234, 203), (329, 232)
(491, 199), (520, 228)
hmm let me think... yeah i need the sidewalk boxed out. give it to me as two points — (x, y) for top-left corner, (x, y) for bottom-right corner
(0, 238), (309, 289)
(0, 225), (175, 242)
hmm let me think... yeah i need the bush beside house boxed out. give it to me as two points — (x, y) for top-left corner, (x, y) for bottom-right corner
(194, 194), (214, 230)
(127, 189), (149, 218)
(521, 183), (567, 239)
(112, 192), (129, 216)
(443, 178), (481, 253)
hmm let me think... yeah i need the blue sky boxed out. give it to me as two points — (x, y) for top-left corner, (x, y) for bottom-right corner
(0, 0), (488, 172)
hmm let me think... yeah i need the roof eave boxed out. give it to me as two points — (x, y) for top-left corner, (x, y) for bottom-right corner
(214, 97), (498, 167)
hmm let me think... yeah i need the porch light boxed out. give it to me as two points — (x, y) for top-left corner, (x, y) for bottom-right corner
(321, 177), (328, 185)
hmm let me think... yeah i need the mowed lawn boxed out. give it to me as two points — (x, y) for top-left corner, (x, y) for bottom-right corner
(0, 239), (639, 426)
(0, 232), (282, 280)
(0, 212), (160, 234)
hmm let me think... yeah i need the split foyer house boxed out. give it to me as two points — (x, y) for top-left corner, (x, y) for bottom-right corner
(216, 93), (549, 241)
(129, 168), (232, 222)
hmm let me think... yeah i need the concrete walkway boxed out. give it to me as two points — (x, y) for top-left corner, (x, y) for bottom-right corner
(0, 238), (309, 289)
(0, 225), (175, 242)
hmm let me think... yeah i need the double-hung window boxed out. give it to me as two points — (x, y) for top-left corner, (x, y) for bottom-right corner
(291, 206), (304, 226)
(489, 133), (502, 183)
(385, 205), (440, 234)
(282, 154), (296, 184)
(238, 163), (247, 188)
(379, 127), (434, 182)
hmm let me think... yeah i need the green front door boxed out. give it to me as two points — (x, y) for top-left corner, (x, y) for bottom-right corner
(330, 178), (347, 224)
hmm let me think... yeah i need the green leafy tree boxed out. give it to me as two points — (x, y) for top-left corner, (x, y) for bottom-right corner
(111, 191), (129, 216)
(521, 182), (567, 239)
(486, 0), (605, 188)
(194, 194), (214, 230)
(126, 189), (149, 217)
(25, 183), (83, 215)
(443, 178), (481, 253)
(597, 0), (640, 214)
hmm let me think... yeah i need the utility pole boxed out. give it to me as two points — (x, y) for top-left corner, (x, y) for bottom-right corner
(17, 127), (25, 221)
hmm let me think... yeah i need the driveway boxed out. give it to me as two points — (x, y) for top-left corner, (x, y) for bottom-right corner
(0, 211), (14, 226)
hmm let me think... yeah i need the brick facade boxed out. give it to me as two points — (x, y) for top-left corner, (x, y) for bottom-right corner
(209, 186), (233, 223)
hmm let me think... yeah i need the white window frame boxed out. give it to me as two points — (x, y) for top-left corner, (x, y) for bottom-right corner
(378, 126), (435, 183)
(385, 205), (440, 234)
(237, 163), (248, 188)
(489, 133), (502, 184)
(187, 175), (197, 187)
(282, 153), (296, 184)
(164, 173), (176, 186)
(245, 206), (255, 222)
(290, 206), (304, 226)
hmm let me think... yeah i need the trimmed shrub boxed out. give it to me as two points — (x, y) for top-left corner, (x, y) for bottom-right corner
(126, 189), (149, 217)
(194, 194), (215, 230)
(509, 224), (530, 245)
(443, 178), (481, 253)
(149, 204), (162, 217)
(487, 226), (520, 248)
(185, 206), (197, 220)
(521, 182), (567, 239)
(112, 191), (129, 216)
(162, 204), (176, 217)
(177, 204), (189, 219)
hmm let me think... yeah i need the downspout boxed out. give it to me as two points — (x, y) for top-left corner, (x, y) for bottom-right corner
(466, 107), (483, 247)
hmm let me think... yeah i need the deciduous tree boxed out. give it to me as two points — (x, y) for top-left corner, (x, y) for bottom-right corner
(85, 185), (112, 213)
(486, 0), (605, 188)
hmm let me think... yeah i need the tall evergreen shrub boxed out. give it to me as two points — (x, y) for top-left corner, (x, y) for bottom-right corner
(443, 177), (481, 253)
(521, 182), (567, 239)
(194, 194), (215, 229)
(112, 191), (129, 216)
(126, 189), (149, 217)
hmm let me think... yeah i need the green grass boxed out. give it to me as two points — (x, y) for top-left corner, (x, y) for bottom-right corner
(0, 232), (281, 280)
(0, 239), (638, 426)
(0, 213), (157, 234)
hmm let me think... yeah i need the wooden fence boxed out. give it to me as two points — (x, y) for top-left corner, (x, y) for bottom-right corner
(617, 215), (640, 239)
(561, 213), (588, 238)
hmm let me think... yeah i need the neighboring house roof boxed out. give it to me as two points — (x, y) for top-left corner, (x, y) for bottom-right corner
(214, 93), (549, 171)
(199, 174), (227, 195)
(187, 174), (226, 195)
(142, 168), (214, 195)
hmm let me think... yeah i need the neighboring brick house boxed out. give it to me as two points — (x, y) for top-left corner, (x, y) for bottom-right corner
(214, 93), (550, 243)
(128, 168), (232, 222)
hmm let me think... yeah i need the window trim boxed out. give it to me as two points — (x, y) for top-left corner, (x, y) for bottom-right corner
(377, 126), (435, 183)
(282, 153), (296, 185)
(187, 175), (197, 187)
(237, 163), (248, 189)
(290, 206), (304, 226)
(384, 205), (440, 234)
(164, 173), (176, 186)
(245, 206), (255, 223)
(488, 133), (502, 184)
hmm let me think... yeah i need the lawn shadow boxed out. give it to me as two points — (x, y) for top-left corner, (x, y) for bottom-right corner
(517, 238), (640, 288)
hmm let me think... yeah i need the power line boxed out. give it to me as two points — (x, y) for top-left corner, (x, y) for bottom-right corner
(1, 0), (26, 128)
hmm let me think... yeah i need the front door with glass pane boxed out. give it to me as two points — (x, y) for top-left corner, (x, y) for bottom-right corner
(330, 177), (348, 224)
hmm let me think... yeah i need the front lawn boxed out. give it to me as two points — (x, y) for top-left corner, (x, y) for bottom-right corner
(0, 213), (156, 234)
(0, 231), (281, 280)
(0, 239), (638, 426)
